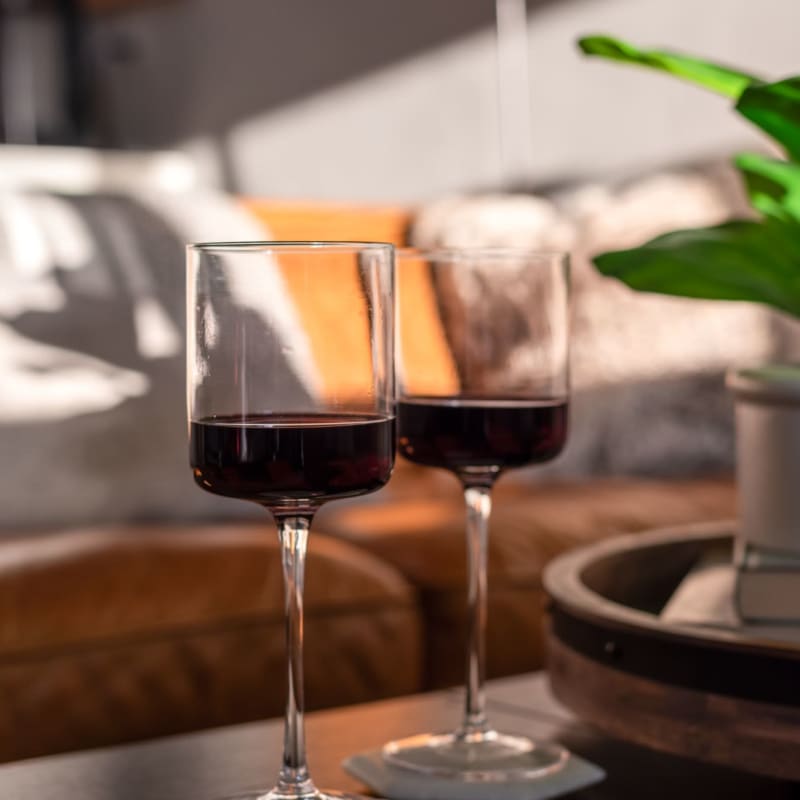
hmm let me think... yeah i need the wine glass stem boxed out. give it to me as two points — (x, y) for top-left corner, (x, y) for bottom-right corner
(274, 513), (316, 797)
(460, 484), (493, 737)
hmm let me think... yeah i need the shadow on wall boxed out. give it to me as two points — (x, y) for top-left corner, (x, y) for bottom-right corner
(87, 0), (557, 148)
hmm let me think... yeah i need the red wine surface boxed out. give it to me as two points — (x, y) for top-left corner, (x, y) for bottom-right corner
(191, 413), (395, 505)
(397, 396), (567, 472)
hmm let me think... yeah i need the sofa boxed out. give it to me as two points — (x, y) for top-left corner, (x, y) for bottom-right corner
(0, 472), (736, 763)
(0, 161), (751, 761)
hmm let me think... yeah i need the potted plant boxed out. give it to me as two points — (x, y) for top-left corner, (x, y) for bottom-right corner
(579, 36), (800, 618)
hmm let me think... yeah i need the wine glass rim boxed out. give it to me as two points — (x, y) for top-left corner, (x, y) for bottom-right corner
(398, 247), (568, 260)
(187, 240), (395, 254)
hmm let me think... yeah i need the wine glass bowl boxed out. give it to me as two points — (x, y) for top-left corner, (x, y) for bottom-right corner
(187, 241), (395, 800)
(384, 248), (570, 782)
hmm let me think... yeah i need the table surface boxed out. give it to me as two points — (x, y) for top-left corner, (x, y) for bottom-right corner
(1, 673), (796, 799)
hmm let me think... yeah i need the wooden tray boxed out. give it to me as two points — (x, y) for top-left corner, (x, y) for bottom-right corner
(543, 521), (800, 781)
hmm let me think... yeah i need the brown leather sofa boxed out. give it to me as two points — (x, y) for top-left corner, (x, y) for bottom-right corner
(0, 462), (735, 762)
(0, 519), (422, 762)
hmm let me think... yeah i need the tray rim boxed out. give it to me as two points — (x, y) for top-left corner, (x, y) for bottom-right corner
(543, 519), (800, 657)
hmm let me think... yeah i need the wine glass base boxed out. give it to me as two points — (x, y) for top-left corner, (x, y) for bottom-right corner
(228, 790), (374, 800)
(382, 730), (569, 782)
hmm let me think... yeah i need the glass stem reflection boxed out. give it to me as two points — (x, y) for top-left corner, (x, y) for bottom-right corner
(274, 514), (316, 798)
(459, 483), (493, 737)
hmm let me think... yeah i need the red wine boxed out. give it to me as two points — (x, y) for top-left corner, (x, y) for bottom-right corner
(191, 413), (395, 506)
(398, 396), (567, 473)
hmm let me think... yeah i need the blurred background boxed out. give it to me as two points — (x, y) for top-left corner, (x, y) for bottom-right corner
(1, 0), (799, 768)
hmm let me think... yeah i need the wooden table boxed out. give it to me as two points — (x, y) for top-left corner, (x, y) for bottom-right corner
(1, 673), (795, 799)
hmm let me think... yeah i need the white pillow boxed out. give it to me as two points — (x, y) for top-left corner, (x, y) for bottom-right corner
(0, 185), (311, 529)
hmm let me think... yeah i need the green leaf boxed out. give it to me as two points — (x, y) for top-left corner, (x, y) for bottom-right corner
(593, 220), (800, 318)
(735, 152), (800, 224)
(736, 78), (800, 161)
(578, 35), (760, 98)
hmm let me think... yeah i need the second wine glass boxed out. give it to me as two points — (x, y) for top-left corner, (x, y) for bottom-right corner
(383, 247), (570, 782)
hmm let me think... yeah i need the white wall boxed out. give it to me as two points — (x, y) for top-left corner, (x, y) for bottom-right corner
(223, 0), (799, 202)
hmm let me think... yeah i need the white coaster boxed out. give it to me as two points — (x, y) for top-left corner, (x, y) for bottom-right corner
(342, 749), (605, 800)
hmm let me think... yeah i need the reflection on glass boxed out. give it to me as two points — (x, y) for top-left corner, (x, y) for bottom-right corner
(187, 242), (395, 800)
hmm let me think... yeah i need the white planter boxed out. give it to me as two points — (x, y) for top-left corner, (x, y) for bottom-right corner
(727, 365), (800, 558)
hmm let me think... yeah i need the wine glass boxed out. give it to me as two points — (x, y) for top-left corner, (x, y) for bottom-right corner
(187, 242), (395, 800)
(383, 248), (570, 781)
